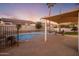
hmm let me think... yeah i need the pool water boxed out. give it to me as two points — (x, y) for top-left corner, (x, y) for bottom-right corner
(16, 32), (44, 40)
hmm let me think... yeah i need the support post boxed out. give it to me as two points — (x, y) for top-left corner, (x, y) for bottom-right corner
(58, 24), (61, 33)
(45, 19), (47, 42)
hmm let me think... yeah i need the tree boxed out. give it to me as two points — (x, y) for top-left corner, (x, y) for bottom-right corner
(71, 27), (78, 32)
(16, 24), (22, 46)
(47, 3), (56, 16)
(35, 22), (42, 30)
(47, 3), (56, 32)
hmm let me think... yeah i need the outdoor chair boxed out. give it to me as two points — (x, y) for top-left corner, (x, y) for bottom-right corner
(58, 30), (64, 36)
(5, 36), (17, 47)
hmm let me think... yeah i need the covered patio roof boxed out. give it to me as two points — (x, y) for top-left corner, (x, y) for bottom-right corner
(42, 9), (79, 24)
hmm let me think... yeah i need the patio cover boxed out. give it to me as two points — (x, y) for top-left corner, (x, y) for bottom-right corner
(42, 9), (79, 24)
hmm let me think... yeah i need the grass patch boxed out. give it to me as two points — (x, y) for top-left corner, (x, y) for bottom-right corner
(64, 32), (78, 35)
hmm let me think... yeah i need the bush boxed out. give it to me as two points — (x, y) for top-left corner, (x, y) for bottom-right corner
(35, 22), (42, 29)
(71, 27), (78, 32)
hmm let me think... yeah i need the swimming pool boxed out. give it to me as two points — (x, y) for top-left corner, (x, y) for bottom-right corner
(16, 32), (44, 40)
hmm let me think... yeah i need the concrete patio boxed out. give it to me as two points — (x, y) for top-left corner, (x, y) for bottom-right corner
(0, 33), (78, 56)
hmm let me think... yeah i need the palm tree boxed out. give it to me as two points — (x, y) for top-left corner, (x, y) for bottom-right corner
(16, 24), (22, 46)
(46, 3), (56, 32)
(47, 3), (56, 16)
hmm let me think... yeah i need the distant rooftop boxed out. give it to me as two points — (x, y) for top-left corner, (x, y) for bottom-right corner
(0, 18), (35, 25)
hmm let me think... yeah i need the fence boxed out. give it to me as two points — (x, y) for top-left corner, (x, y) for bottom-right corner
(0, 25), (16, 48)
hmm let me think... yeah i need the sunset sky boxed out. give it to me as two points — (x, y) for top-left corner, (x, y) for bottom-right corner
(0, 3), (78, 22)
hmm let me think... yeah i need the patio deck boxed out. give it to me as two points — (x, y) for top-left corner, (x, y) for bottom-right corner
(0, 33), (78, 56)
